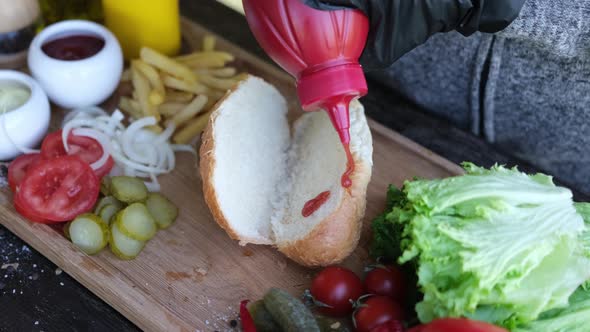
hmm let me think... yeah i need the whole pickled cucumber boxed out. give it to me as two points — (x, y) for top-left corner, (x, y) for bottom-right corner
(248, 300), (281, 332)
(263, 288), (320, 332)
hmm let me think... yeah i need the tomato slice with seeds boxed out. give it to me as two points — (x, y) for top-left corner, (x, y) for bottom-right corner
(8, 153), (42, 192)
(13, 195), (49, 223)
(40, 130), (113, 178)
(16, 156), (100, 222)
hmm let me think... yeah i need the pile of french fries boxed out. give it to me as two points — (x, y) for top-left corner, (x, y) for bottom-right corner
(119, 36), (247, 144)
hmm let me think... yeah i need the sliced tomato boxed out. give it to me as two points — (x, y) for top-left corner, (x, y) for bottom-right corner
(407, 318), (508, 332)
(40, 130), (113, 178)
(13, 195), (49, 223)
(7, 153), (41, 192)
(16, 156), (100, 222)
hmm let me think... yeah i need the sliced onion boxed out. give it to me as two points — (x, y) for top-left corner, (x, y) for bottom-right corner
(72, 128), (111, 171)
(122, 117), (157, 164)
(61, 108), (192, 192)
(144, 173), (161, 192)
(62, 106), (108, 126)
(155, 123), (176, 145)
(62, 118), (108, 152)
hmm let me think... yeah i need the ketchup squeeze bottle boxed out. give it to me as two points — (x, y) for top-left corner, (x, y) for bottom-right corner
(242, 0), (369, 190)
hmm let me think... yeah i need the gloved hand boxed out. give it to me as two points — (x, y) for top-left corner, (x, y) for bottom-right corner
(304, 0), (526, 70)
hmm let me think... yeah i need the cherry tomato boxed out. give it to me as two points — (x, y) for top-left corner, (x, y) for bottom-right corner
(310, 266), (364, 316)
(7, 153), (41, 192)
(407, 318), (508, 332)
(41, 130), (114, 178)
(353, 296), (405, 332)
(16, 156), (100, 222)
(370, 320), (405, 332)
(364, 264), (407, 301)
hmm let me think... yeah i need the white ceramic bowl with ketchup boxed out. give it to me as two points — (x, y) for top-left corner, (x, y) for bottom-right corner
(27, 20), (123, 109)
(0, 70), (50, 161)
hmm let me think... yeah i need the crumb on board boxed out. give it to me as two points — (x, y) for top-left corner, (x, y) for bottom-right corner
(55, 268), (62, 275)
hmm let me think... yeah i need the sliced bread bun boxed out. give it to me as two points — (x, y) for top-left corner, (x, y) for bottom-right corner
(200, 75), (373, 267)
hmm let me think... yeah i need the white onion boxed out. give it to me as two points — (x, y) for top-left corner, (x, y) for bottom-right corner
(62, 106), (108, 126)
(144, 173), (161, 192)
(61, 108), (194, 191)
(155, 123), (176, 145)
(72, 128), (111, 171)
(122, 117), (157, 164)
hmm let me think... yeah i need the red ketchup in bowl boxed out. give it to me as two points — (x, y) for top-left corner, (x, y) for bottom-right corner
(42, 35), (105, 61)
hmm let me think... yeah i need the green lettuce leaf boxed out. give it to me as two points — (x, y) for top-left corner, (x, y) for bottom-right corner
(372, 163), (590, 328)
(513, 287), (590, 332)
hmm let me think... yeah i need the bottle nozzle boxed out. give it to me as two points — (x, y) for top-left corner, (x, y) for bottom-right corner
(323, 96), (353, 145)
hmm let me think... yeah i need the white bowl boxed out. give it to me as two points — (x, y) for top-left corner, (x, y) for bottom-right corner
(27, 20), (123, 109)
(0, 70), (50, 161)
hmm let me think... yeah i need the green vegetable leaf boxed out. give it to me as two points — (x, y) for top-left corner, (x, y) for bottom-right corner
(369, 163), (590, 328)
(513, 287), (590, 332)
(370, 185), (405, 260)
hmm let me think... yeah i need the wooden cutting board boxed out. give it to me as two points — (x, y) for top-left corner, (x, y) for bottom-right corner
(0, 18), (463, 331)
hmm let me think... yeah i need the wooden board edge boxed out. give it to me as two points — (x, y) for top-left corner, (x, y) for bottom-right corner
(0, 208), (192, 332)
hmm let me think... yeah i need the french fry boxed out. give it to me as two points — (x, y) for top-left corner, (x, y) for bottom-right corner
(168, 95), (208, 127)
(203, 35), (216, 52)
(199, 74), (240, 90)
(120, 68), (132, 82)
(158, 102), (187, 117)
(195, 67), (237, 78)
(131, 67), (160, 121)
(181, 57), (226, 69)
(133, 60), (165, 106)
(119, 97), (143, 119)
(164, 91), (194, 103)
(162, 75), (209, 94)
(173, 110), (213, 144)
(176, 51), (235, 63)
(140, 47), (196, 83)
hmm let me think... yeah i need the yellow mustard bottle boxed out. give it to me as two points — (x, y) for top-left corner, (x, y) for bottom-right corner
(102, 0), (180, 59)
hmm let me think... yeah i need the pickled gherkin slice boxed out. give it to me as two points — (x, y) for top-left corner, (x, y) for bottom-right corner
(145, 193), (178, 229)
(98, 204), (123, 225)
(111, 176), (148, 203)
(94, 196), (124, 215)
(69, 214), (109, 255)
(110, 222), (145, 260)
(115, 203), (157, 241)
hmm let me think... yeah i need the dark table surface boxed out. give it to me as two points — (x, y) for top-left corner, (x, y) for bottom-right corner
(2, 1), (588, 332)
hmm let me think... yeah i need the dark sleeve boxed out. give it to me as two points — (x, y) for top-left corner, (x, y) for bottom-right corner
(304, 0), (526, 69)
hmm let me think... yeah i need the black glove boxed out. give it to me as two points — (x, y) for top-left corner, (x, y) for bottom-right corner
(304, 0), (526, 70)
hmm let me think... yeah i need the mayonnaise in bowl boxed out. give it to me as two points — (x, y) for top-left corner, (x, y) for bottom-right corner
(0, 70), (50, 161)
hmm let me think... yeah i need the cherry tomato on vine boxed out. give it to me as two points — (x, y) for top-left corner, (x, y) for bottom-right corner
(364, 264), (408, 301)
(353, 295), (405, 332)
(309, 266), (364, 316)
